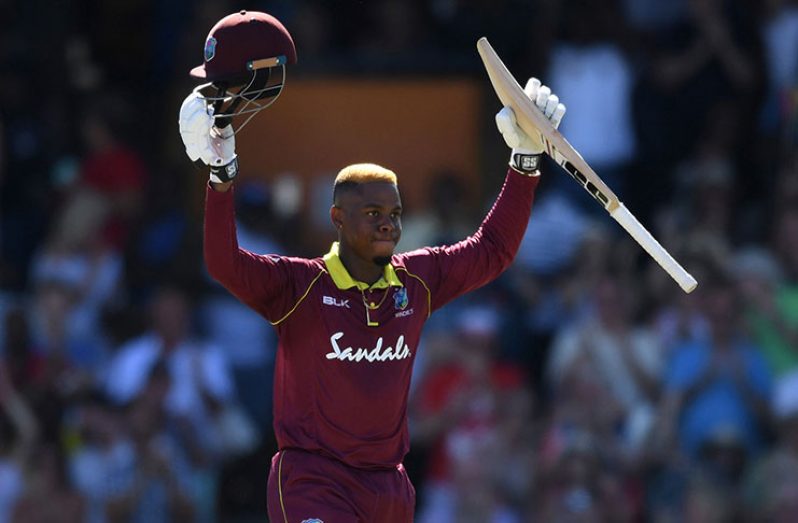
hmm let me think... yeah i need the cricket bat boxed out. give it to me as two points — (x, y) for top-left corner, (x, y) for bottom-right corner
(477, 37), (698, 293)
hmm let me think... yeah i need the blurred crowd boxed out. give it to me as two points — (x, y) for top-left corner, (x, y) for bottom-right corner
(2, 0), (798, 521)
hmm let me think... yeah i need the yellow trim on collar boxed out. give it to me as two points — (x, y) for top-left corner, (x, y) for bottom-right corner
(323, 242), (403, 290)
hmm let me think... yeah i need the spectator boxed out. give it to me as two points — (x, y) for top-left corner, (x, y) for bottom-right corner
(66, 391), (128, 523)
(635, 0), (765, 176)
(104, 362), (195, 523)
(535, 430), (630, 522)
(548, 273), (664, 458)
(400, 170), (476, 251)
(105, 285), (253, 462)
(743, 370), (798, 520)
(661, 271), (772, 461)
(547, 0), (637, 201)
(75, 94), (148, 250)
(28, 276), (113, 383)
(28, 183), (125, 377)
(735, 246), (798, 378)
(411, 308), (528, 523)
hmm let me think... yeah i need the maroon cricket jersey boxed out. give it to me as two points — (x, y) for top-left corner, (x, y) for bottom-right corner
(204, 170), (539, 469)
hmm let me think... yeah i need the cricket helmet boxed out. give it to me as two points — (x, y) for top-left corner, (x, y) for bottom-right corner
(190, 10), (297, 132)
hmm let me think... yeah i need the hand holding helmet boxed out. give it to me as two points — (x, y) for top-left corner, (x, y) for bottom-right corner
(178, 10), (296, 184)
(178, 91), (239, 183)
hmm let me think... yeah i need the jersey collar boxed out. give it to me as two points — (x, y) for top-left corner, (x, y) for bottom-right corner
(323, 242), (403, 291)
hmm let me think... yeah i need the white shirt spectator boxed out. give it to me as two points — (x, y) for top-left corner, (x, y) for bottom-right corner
(548, 319), (663, 451)
(548, 43), (637, 170)
(105, 333), (234, 419)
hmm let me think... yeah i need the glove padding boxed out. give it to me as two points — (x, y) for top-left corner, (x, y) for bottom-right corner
(495, 78), (566, 175)
(178, 91), (238, 183)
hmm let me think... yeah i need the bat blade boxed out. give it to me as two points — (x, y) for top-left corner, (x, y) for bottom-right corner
(477, 37), (698, 293)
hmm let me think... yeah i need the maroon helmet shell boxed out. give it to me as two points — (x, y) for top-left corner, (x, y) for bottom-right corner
(190, 10), (296, 82)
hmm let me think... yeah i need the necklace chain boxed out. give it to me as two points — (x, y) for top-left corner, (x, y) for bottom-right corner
(361, 287), (391, 327)
(361, 287), (390, 310)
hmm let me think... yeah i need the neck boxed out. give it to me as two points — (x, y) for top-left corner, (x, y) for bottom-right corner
(338, 243), (384, 285)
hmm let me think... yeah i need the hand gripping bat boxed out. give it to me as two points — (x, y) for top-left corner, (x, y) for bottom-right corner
(477, 37), (697, 293)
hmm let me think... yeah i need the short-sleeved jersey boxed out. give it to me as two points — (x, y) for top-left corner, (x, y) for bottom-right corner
(204, 170), (539, 469)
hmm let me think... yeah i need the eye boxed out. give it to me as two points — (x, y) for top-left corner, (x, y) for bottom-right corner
(391, 212), (402, 219)
(367, 210), (379, 218)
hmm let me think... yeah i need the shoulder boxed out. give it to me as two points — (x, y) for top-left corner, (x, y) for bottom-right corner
(263, 254), (327, 277)
(393, 247), (439, 271)
(259, 253), (323, 267)
(393, 248), (439, 284)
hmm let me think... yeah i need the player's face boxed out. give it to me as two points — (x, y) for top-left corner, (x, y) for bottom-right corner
(334, 182), (402, 266)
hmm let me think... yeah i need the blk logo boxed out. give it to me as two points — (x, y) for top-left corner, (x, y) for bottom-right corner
(323, 296), (350, 308)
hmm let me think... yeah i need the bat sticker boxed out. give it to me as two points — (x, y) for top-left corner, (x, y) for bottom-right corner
(562, 160), (611, 208)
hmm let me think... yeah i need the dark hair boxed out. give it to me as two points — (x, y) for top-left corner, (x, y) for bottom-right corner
(332, 180), (361, 203)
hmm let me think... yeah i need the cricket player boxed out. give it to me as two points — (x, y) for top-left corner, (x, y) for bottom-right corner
(178, 11), (565, 523)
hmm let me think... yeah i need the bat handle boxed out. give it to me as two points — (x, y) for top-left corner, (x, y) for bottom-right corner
(610, 203), (698, 293)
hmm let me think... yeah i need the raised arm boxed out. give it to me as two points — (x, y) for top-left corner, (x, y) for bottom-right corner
(406, 78), (566, 310)
(178, 91), (296, 322)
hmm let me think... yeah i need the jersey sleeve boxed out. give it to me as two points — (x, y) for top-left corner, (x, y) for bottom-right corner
(203, 184), (298, 323)
(401, 170), (539, 312)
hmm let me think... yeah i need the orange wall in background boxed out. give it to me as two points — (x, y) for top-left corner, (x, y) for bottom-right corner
(235, 78), (482, 211)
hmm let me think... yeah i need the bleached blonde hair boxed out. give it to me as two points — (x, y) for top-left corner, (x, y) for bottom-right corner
(334, 163), (397, 186)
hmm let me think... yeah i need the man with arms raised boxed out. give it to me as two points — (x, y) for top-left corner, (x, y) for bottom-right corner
(179, 12), (566, 521)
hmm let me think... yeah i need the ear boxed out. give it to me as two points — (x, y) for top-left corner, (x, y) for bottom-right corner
(330, 205), (343, 231)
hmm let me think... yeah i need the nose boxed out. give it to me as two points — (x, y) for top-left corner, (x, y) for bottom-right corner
(378, 219), (393, 233)
(378, 215), (396, 233)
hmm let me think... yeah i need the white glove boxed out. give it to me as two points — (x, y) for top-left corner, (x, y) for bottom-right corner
(495, 78), (566, 175)
(178, 91), (239, 183)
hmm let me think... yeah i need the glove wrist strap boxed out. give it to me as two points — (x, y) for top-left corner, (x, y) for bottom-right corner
(209, 156), (239, 184)
(510, 152), (542, 176)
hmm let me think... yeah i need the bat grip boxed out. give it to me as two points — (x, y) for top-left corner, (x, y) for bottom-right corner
(610, 203), (698, 293)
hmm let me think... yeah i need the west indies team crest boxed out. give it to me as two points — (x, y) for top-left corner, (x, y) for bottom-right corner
(204, 36), (217, 62)
(393, 288), (408, 310)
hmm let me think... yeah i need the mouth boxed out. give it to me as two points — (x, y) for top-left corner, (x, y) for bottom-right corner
(373, 238), (397, 247)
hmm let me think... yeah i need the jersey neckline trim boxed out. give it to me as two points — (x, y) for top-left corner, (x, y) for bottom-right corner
(322, 242), (403, 291)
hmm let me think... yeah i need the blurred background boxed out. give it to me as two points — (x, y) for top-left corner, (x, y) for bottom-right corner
(1, 0), (798, 521)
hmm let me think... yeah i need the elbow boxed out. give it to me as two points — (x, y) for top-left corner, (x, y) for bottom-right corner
(490, 237), (520, 274)
(475, 230), (518, 278)
(203, 246), (233, 285)
(499, 246), (517, 271)
(205, 259), (232, 287)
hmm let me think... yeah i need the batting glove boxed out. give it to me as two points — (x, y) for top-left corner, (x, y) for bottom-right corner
(178, 91), (239, 184)
(495, 78), (566, 176)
